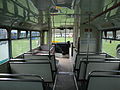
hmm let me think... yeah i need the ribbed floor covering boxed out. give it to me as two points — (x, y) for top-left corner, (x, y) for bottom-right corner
(54, 72), (77, 90)
(54, 53), (77, 90)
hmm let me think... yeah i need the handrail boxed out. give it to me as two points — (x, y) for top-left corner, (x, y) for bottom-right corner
(0, 73), (44, 81)
(83, 2), (120, 24)
(89, 70), (120, 76)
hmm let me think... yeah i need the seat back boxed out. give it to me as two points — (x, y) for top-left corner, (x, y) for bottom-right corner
(88, 72), (120, 90)
(0, 74), (45, 90)
(10, 61), (54, 83)
(0, 61), (10, 73)
(74, 54), (106, 70)
(78, 61), (120, 80)
(24, 54), (49, 59)
(24, 54), (57, 71)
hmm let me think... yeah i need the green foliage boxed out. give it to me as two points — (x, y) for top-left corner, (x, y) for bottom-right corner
(52, 37), (73, 42)
(12, 39), (39, 58)
(102, 40), (120, 57)
(51, 7), (74, 27)
(12, 39), (30, 57)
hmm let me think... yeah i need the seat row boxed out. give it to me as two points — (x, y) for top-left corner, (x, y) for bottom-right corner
(74, 52), (110, 71)
(0, 74), (45, 90)
(73, 53), (120, 90)
(0, 53), (57, 90)
(87, 71), (120, 90)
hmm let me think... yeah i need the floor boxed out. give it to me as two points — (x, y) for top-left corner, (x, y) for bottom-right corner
(54, 53), (78, 90)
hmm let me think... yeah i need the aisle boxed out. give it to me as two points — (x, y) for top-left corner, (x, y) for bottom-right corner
(55, 53), (74, 72)
(54, 54), (78, 90)
(54, 73), (77, 90)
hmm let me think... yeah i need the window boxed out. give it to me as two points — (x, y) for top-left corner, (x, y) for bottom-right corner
(116, 30), (120, 39)
(20, 31), (26, 38)
(0, 29), (9, 63)
(11, 30), (30, 58)
(0, 41), (9, 63)
(11, 30), (17, 39)
(52, 29), (73, 43)
(31, 31), (40, 49)
(27, 31), (30, 37)
(107, 31), (113, 38)
(32, 31), (40, 37)
(12, 39), (30, 57)
(0, 29), (7, 39)
(11, 30), (40, 57)
(32, 37), (40, 49)
(102, 39), (120, 57)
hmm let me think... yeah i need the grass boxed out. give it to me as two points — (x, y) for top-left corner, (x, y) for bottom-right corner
(12, 39), (30, 57)
(102, 40), (120, 57)
(11, 38), (119, 58)
(12, 37), (73, 57)
(52, 37), (73, 42)
(12, 39), (39, 58)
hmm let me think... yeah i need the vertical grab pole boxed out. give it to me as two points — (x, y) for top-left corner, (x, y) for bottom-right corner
(30, 31), (32, 52)
(84, 13), (91, 80)
(65, 17), (67, 43)
(86, 14), (91, 61)
(53, 14), (55, 42)
(77, 13), (80, 53)
(7, 29), (12, 59)
(8, 19), (19, 58)
(65, 8), (68, 43)
(48, 10), (51, 58)
(65, 27), (67, 43)
(86, 0), (92, 60)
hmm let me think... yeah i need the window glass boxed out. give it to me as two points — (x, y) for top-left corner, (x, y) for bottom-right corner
(0, 29), (7, 39)
(27, 31), (30, 37)
(52, 29), (73, 43)
(20, 31), (26, 38)
(11, 30), (17, 39)
(32, 37), (40, 49)
(0, 41), (9, 63)
(0, 29), (9, 63)
(116, 30), (120, 39)
(12, 39), (30, 57)
(102, 31), (106, 38)
(102, 39), (120, 57)
(32, 31), (40, 37)
(107, 31), (113, 38)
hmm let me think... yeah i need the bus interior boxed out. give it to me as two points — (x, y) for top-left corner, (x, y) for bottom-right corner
(1, 0), (120, 90)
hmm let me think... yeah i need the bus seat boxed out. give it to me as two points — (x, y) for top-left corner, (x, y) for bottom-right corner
(24, 54), (57, 72)
(74, 53), (107, 70)
(24, 54), (50, 59)
(9, 61), (54, 83)
(87, 71), (120, 90)
(0, 74), (45, 90)
(78, 61), (120, 80)
(0, 61), (10, 73)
